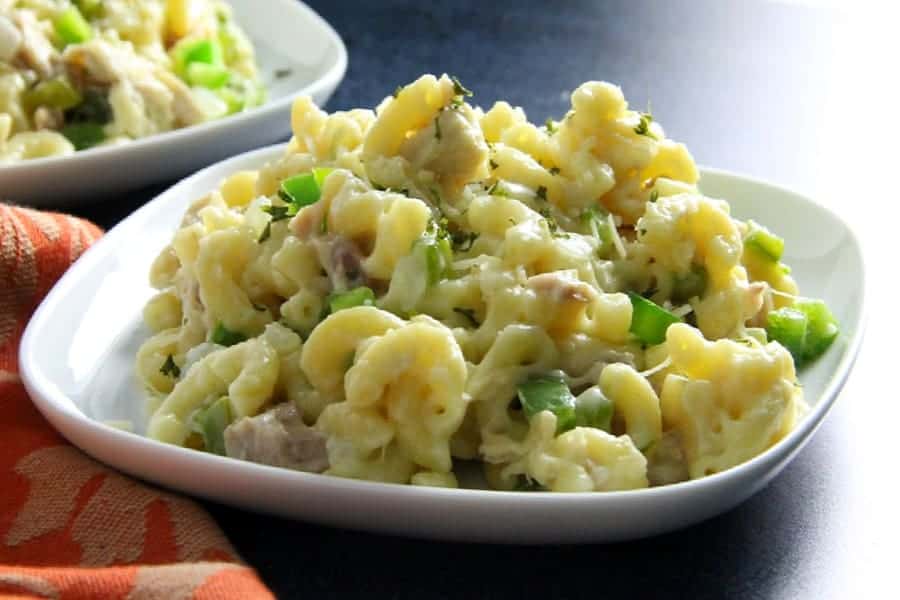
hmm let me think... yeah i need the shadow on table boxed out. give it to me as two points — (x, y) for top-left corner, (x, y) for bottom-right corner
(207, 417), (845, 600)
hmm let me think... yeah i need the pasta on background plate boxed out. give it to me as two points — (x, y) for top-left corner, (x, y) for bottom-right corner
(0, 0), (264, 163)
(136, 74), (839, 492)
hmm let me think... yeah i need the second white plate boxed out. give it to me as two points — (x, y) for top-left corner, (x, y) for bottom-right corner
(0, 0), (346, 206)
(20, 145), (865, 543)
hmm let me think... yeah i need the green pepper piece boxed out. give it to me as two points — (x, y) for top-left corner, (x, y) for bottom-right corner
(215, 87), (244, 114)
(744, 221), (785, 262)
(671, 265), (708, 303)
(627, 292), (682, 346)
(798, 299), (839, 361)
(416, 236), (453, 286)
(574, 387), (614, 432)
(60, 122), (105, 150)
(280, 173), (321, 207)
(55, 7), (93, 45)
(171, 38), (224, 79)
(210, 322), (247, 346)
(313, 167), (333, 187)
(581, 207), (613, 258)
(329, 286), (375, 313)
(75, 0), (103, 19)
(187, 63), (230, 89)
(193, 397), (232, 455)
(766, 299), (838, 367)
(517, 376), (577, 434)
(766, 307), (808, 360)
(64, 88), (113, 124)
(23, 77), (82, 112)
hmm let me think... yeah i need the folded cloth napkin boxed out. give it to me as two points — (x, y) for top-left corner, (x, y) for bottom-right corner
(0, 204), (273, 599)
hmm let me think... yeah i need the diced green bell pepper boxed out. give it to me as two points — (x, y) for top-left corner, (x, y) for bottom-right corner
(60, 122), (104, 150)
(415, 235), (453, 286)
(280, 172), (321, 207)
(55, 7), (93, 46)
(313, 167), (333, 187)
(64, 88), (113, 125)
(187, 62), (230, 89)
(329, 286), (375, 313)
(517, 376), (577, 434)
(766, 298), (839, 367)
(75, 0), (103, 19)
(744, 221), (785, 262)
(216, 87), (245, 114)
(192, 397), (232, 455)
(581, 207), (613, 258)
(23, 77), (82, 112)
(574, 387), (614, 432)
(171, 38), (224, 79)
(627, 292), (681, 346)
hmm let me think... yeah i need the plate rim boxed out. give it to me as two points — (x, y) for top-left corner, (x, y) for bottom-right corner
(0, 0), (347, 173)
(17, 146), (867, 517)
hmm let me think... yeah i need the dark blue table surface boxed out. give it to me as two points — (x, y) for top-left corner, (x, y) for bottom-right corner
(72, 2), (890, 598)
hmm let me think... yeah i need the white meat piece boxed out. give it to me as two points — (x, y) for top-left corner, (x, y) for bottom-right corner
(224, 402), (329, 473)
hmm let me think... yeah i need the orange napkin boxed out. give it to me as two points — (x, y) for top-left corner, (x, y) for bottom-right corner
(0, 204), (273, 600)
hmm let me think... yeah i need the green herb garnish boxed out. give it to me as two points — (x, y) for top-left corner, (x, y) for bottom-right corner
(539, 207), (568, 238)
(634, 112), (655, 138)
(487, 181), (509, 197)
(451, 230), (479, 252)
(211, 323), (247, 346)
(160, 355), (180, 378)
(262, 204), (293, 222)
(451, 75), (473, 98)
(258, 221), (272, 243)
(545, 118), (558, 134)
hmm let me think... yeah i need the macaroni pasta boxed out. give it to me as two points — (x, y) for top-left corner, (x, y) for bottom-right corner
(136, 74), (838, 492)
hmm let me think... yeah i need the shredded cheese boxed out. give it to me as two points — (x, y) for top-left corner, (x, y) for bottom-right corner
(608, 212), (627, 259)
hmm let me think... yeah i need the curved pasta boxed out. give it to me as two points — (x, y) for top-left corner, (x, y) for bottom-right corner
(318, 316), (468, 481)
(135, 73), (822, 490)
(300, 306), (405, 398)
(147, 333), (279, 445)
(194, 228), (272, 336)
(660, 323), (803, 478)
(598, 363), (662, 450)
(0, 130), (74, 161)
(497, 411), (649, 492)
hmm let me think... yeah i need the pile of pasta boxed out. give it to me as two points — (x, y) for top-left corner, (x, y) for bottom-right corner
(0, 0), (262, 163)
(137, 74), (837, 492)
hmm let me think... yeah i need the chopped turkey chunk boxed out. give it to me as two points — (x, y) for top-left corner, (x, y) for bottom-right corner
(224, 403), (329, 473)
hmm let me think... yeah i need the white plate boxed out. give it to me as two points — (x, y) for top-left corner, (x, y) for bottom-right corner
(19, 145), (865, 544)
(0, 0), (346, 206)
